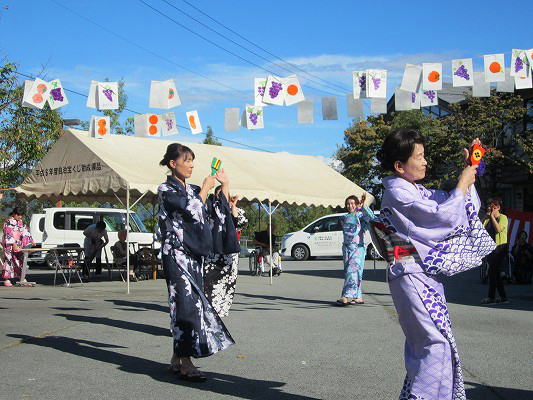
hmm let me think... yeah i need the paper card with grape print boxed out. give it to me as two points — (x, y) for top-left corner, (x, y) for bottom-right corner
(134, 114), (162, 137)
(161, 112), (179, 136)
(422, 63), (442, 91)
(22, 78), (49, 109)
(284, 75), (305, 106)
(510, 49), (529, 78)
(89, 116), (111, 138)
(254, 78), (269, 107)
(46, 79), (69, 110)
(322, 97), (338, 120)
(370, 98), (387, 114)
(149, 80), (181, 109)
(394, 88), (412, 111)
(366, 69), (387, 98)
(410, 91), (420, 109)
(496, 68), (514, 93)
(472, 72), (491, 97)
(419, 89), (438, 107)
(245, 105), (264, 130)
(452, 59), (474, 87)
(400, 64), (422, 92)
(96, 82), (119, 110)
(262, 75), (285, 106)
(186, 110), (203, 134)
(86, 80), (98, 109)
(352, 71), (367, 99)
(483, 54), (505, 82)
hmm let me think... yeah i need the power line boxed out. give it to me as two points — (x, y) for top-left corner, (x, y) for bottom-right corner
(139, 0), (341, 97)
(179, 0), (352, 93)
(161, 0), (350, 94)
(14, 70), (274, 153)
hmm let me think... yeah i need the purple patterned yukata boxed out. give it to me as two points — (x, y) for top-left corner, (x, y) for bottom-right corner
(380, 176), (496, 400)
(2, 217), (33, 280)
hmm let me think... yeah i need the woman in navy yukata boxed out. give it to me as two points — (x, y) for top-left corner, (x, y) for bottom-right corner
(157, 143), (235, 382)
(377, 129), (496, 400)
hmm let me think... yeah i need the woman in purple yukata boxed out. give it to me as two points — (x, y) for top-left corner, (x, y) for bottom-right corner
(2, 208), (34, 287)
(157, 143), (234, 382)
(377, 129), (496, 400)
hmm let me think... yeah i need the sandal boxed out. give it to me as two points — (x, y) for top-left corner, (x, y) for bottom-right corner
(349, 300), (359, 305)
(3, 280), (13, 287)
(336, 299), (349, 307)
(168, 363), (180, 374)
(178, 369), (207, 382)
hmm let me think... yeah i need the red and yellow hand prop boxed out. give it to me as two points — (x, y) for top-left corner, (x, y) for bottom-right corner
(469, 144), (486, 166)
(211, 157), (222, 176)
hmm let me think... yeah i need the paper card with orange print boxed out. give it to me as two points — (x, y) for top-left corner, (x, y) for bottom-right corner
(419, 89), (438, 107)
(352, 71), (367, 99)
(161, 112), (179, 136)
(186, 110), (203, 134)
(514, 72), (532, 90)
(452, 59), (474, 87)
(510, 49), (529, 78)
(262, 75), (285, 106)
(149, 80), (181, 109)
(483, 54), (505, 82)
(422, 63), (442, 91)
(298, 100), (314, 123)
(96, 82), (119, 110)
(254, 78), (269, 107)
(400, 64), (422, 93)
(46, 79), (69, 110)
(134, 114), (162, 137)
(245, 105), (264, 130)
(496, 68), (515, 93)
(366, 69), (387, 98)
(472, 72), (491, 97)
(89, 116), (111, 138)
(22, 78), (49, 109)
(284, 75), (305, 106)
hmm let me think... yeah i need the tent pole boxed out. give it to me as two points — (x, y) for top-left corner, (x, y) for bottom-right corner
(126, 186), (130, 294)
(269, 200), (273, 285)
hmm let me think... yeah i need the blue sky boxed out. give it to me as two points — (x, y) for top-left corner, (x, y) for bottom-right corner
(1, 0), (532, 159)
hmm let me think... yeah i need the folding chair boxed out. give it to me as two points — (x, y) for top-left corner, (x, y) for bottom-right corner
(109, 245), (127, 282)
(53, 244), (84, 287)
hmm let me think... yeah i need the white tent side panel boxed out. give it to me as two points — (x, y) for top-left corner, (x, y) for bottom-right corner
(16, 129), (374, 207)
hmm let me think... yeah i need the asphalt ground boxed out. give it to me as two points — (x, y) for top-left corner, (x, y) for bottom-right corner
(1, 259), (532, 400)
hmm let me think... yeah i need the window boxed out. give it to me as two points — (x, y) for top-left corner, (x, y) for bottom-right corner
(130, 213), (149, 233)
(69, 213), (95, 231)
(38, 217), (45, 232)
(53, 212), (66, 230)
(305, 217), (341, 233)
(99, 213), (125, 232)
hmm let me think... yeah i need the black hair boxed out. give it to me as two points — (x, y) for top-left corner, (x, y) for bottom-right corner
(377, 129), (426, 172)
(159, 143), (195, 169)
(11, 207), (23, 216)
(487, 197), (503, 208)
(96, 221), (106, 230)
(345, 195), (360, 207)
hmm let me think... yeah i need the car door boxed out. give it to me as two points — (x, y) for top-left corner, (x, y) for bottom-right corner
(308, 217), (339, 256)
(64, 211), (96, 246)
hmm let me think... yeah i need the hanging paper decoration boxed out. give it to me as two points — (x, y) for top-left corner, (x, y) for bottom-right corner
(346, 95), (363, 118)
(224, 108), (241, 131)
(161, 112), (178, 136)
(422, 63), (442, 91)
(496, 68), (515, 93)
(186, 111), (203, 134)
(134, 114), (162, 137)
(254, 78), (269, 107)
(370, 98), (387, 114)
(472, 72), (491, 97)
(452, 59), (474, 87)
(22, 78), (49, 109)
(322, 97), (338, 120)
(366, 69), (387, 98)
(526, 49), (533, 71)
(394, 88), (412, 111)
(262, 75), (285, 106)
(149, 79), (181, 109)
(352, 71), (367, 99)
(483, 54), (505, 82)
(46, 79), (69, 110)
(86, 80), (98, 108)
(420, 89), (438, 107)
(514, 73), (532, 90)
(510, 49), (529, 78)
(400, 64), (422, 93)
(96, 82), (119, 110)
(284, 75), (305, 106)
(410, 91), (420, 109)
(298, 100), (314, 124)
(90, 116), (110, 138)
(245, 105), (264, 130)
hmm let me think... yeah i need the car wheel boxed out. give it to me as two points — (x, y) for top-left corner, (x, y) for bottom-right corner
(367, 245), (380, 260)
(44, 253), (57, 270)
(292, 244), (309, 261)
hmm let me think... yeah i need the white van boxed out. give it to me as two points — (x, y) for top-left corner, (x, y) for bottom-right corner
(280, 212), (380, 261)
(28, 207), (156, 266)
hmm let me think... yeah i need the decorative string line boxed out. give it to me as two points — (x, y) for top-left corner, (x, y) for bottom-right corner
(12, 70), (275, 153)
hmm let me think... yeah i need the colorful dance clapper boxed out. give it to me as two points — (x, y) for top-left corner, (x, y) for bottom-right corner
(211, 157), (222, 176)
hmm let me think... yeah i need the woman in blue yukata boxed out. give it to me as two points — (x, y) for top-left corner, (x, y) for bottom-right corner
(377, 129), (496, 400)
(336, 193), (375, 306)
(157, 143), (235, 382)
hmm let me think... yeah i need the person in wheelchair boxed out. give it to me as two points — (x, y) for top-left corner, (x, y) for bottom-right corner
(253, 224), (282, 276)
(112, 230), (139, 281)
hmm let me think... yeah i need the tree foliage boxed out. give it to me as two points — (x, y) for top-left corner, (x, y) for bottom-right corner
(203, 126), (222, 146)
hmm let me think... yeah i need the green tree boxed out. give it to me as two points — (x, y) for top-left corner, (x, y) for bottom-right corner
(203, 126), (222, 146)
(0, 61), (63, 188)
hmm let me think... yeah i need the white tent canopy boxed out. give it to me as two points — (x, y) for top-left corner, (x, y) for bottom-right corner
(16, 129), (374, 207)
